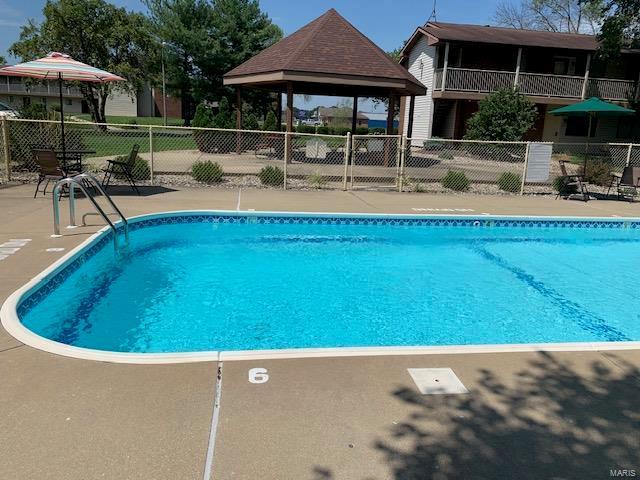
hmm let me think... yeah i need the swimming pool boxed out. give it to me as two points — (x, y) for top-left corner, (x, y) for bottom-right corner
(3, 211), (640, 363)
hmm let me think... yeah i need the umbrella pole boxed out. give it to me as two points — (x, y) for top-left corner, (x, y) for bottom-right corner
(58, 72), (66, 164)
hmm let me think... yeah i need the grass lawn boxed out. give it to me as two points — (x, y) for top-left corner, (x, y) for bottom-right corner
(73, 129), (196, 157)
(71, 114), (184, 127)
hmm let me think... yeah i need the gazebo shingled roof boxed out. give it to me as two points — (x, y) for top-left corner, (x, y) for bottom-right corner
(224, 8), (425, 98)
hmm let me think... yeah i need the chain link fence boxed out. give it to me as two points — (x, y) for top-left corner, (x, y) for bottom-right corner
(403, 138), (528, 194)
(1, 118), (639, 198)
(351, 135), (401, 190)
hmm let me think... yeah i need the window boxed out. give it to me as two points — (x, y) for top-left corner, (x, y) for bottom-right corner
(65, 98), (72, 106)
(553, 56), (577, 76)
(565, 116), (597, 137)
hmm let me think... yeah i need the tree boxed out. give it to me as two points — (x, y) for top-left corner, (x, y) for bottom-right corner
(493, 0), (603, 33)
(593, 0), (640, 58)
(262, 110), (277, 131)
(0, 55), (6, 65)
(145, 0), (216, 125)
(10, 0), (155, 124)
(464, 88), (538, 141)
(145, 0), (282, 123)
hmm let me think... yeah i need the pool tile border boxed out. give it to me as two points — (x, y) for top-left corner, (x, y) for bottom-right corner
(2, 210), (640, 364)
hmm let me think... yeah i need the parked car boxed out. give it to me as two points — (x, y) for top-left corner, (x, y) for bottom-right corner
(0, 101), (19, 118)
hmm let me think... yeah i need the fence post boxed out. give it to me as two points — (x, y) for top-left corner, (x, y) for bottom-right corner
(626, 143), (633, 167)
(149, 126), (155, 185)
(283, 132), (289, 190)
(398, 135), (407, 192)
(520, 142), (531, 195)
(1, 118), (11, 181)
(349, 135), (356, 190)
(343, 132), (351, 191)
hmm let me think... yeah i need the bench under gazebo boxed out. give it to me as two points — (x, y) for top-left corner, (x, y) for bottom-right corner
(223, 8), (426, 136)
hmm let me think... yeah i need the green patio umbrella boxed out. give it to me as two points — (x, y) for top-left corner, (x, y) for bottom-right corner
(550, 98), (636, 174)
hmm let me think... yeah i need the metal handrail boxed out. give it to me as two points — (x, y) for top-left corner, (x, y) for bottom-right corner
(52, 173), (129, 251)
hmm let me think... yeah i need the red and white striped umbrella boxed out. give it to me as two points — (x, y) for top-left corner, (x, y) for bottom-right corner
(0, 52), (126, 161)
(0, 52), (125, 82)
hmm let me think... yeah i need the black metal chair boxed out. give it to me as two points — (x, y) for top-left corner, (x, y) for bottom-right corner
(556, 160), (590, 201)
(32, 149), (79, 198)
(101, 144), (141, 195)
(608, 166), (640, 202)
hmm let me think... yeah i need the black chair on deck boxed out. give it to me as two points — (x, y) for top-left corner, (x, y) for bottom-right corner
(101, 144), (141, 195)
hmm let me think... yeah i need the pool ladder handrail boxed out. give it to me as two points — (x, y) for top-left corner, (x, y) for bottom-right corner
(52, 173), (129, 251)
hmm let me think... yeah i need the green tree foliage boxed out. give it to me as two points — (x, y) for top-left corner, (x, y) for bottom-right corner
(145, 0), (282, 123)
(0, 55), (6, 65)
(10, 0), (154, 124)
(464, 88), (538, 141)
(493, 0), (603, 33)
(243, 112), (259, 130)
(262, 110), (278, 131)
(145, 0), (216, 125)
(593, 0), (640, 58)
(192, 103), (216, 128)
(213, 97), (235, 129)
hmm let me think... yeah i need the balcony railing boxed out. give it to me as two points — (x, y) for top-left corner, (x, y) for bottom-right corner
(434, 67), (638, 101)
(0, 81), (83, 97)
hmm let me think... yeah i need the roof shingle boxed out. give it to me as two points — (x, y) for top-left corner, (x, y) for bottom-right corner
(225, 8), (424, 93)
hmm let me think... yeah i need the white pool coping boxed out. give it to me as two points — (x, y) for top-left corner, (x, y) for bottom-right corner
(2, 209), (640, 364)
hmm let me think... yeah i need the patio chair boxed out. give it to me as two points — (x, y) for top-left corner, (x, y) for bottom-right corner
(556, 160), (590, 201)
(607, 166), (640, 202)
(101, 144), (141, 195)
(32, 149), (79, 198)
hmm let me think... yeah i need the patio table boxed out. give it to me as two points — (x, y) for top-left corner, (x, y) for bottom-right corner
(54, 149), (97, 172)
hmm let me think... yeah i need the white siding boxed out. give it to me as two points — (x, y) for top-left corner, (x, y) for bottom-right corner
(105, 89), (137, 116)
(403, 36), (436, 143)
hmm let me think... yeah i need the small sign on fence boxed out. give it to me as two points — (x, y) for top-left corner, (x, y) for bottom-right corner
(525, 143), (552, 183)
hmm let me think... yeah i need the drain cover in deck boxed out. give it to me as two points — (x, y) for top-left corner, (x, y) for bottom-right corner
(407, 368), (469, 395)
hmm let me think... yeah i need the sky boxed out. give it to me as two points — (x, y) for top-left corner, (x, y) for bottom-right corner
(0, 0), (501, 111)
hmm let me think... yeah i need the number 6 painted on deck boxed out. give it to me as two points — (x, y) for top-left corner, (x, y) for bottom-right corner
(248, 368), (269, 384)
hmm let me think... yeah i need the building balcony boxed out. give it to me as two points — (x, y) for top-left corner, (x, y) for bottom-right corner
(0, 81), (83, 97)
(433, 67), (638, 103)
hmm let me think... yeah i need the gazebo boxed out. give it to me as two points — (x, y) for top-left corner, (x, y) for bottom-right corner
(223, 8), (426, 135)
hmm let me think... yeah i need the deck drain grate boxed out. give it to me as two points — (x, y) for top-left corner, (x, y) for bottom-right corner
(407, 368), (469, 395)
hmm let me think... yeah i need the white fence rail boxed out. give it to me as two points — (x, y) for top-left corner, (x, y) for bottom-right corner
(1, 118), (639, 197)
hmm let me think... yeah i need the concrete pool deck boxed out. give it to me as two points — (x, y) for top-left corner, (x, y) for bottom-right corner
(0, 183), (639, 479)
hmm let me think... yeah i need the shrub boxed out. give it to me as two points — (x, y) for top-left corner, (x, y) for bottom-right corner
(316, 126), (330, 135)
(331, 126), (350, 136)
(441, 170), (470, 191)
(464, 88), (538, 141)
(262, 111), (278, 131)
(307, 172), (326, 189)
(369, 127), (385, 135)
(192, 103), (215, 128)
(296, 124), (316, 134)
(497, 172), (522, 193)
(438, 151), (454, 160)
(213, 97), (235, 129)
(355, 127), (369, 135)
(243, 113), (259, 130)
(584, 159), (612, 186)
(553, 175), (577, 194)
(258, 165), (284, 186)
(191, 160), (223, 183)
(20, 103), (49, 120)
(114, 155), (150, 181)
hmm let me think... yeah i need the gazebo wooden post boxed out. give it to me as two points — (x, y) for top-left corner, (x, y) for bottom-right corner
(235, 87), (242, 154)
(407, 95), (416, 138)
(285, 82), (294, 163)
(276, 92), (282, 130)
(384, 94), (396, 167)
(351, 96), (358, 134)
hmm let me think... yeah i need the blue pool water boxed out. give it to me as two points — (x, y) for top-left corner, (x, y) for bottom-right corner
(17, 214), (640, 353)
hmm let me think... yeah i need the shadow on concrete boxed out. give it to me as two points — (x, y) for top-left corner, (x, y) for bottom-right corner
(314, 352), (640, 480)
(99, 185), (178, 197)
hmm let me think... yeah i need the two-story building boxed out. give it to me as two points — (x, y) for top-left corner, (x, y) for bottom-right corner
(0, 68), (182, 119)
(399, 22), (640, 142)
